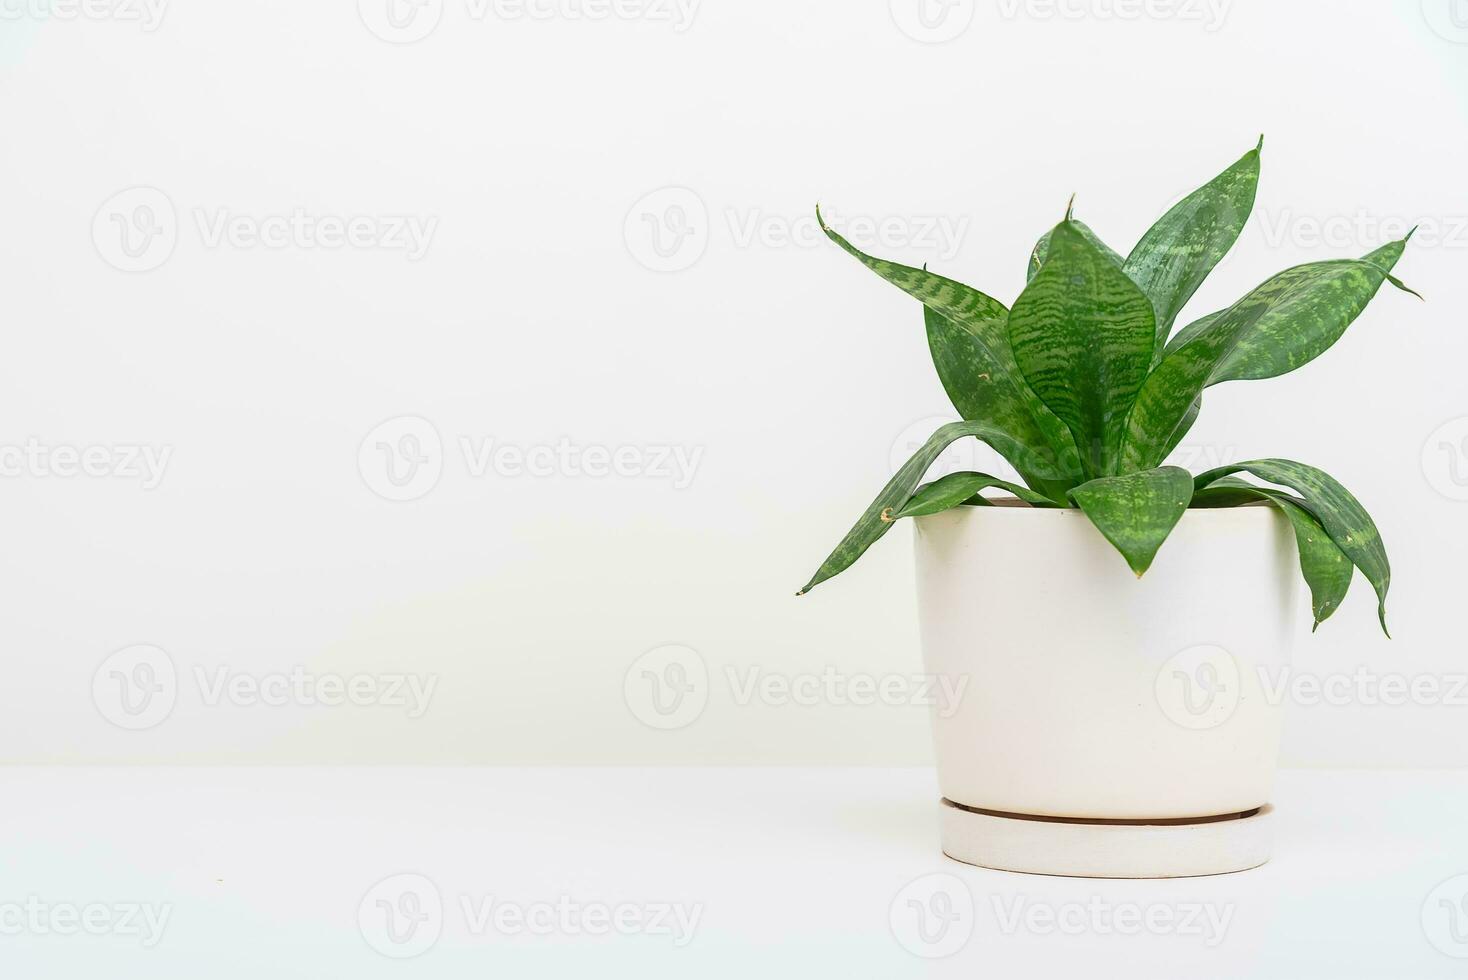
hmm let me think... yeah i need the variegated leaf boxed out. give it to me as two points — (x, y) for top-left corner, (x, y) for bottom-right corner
(1193, 477), (1353, 629)
(1069, 466), (1193, 576)
(1124, 139), (1261, 360)
(893, 470), (1060, 519)
(1010, 218), (1156, 479)
(797, 420), (1035, 595)
(923, 307), (1077, 501)
(1199, 237), (1415, 383)
(1159, 396), (1202, 463)
(818, 206), (1008, 339)
(1123, 243), (1416, 471)
(817, 209), (1084, 498)
(1026, 218), (1122, 282)
(1194, 459), (1390, 635)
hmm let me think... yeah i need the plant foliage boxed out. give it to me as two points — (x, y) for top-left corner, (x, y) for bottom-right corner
(799, 140), (1416, 633)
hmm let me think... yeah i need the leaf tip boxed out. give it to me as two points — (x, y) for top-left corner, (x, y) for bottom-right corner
(1064, 192), (1076, 222)
(1388, 273), (1425, 301)
(814, 203), (828, 231)
(1405, 223), (1418, 243)
(1255, 133), (1264, 153)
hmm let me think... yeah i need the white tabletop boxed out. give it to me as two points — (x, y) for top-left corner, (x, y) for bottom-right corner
(2, 766), (1464, 977)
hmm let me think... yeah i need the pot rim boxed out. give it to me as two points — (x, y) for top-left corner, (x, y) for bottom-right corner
(918, 496), (1277, 513)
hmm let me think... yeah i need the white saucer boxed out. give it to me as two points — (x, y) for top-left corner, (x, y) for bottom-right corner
(939, 799), (1274, 878)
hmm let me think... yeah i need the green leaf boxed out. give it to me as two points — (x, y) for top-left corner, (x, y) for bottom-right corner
(1124, 139), (1261, 360)
(1187, 474), (1263, 508)
(1122, 244), (1415, 471)
(1069, 466), (1193, 576)
(1010, 219), (1157, 479)
(1192, 477), (1353, 629)
(1198, 238), (1415, 383)
(1159, 396), (1202, 462)
(893, 470), (1060, 519)
(818, 206), (1009, 338)
(1195, 459), (1390, 635)
(1026, 218), (1123, 282)
(922, 307), (1077, 501)
(1122, 306), (1249, 471)
(797, 420), (1035, 595)
(816, 209), (1084, 497)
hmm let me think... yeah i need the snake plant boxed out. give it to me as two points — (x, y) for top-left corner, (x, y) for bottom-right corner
(798, 139), (1417, 634)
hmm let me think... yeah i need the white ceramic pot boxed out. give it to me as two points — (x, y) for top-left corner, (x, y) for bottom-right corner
(913, 502), (1299, 876)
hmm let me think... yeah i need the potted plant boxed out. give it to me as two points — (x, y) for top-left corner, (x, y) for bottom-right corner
(798, 139), (1416, 878)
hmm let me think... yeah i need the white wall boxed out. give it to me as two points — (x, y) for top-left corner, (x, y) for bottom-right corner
(1, 0), (1464, 766)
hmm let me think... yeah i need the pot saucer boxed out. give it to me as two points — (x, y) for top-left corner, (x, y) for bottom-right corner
(939, 799), (1274, 878)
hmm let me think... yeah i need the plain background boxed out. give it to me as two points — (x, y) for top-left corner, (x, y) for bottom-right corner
(0, 0), (1464, 767)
